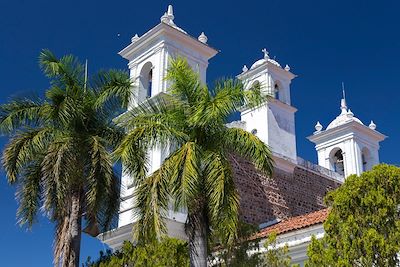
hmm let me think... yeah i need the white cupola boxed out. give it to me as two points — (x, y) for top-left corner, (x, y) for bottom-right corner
(308, 96), (386, 178)
(237, 49), (298, 161)
(119, 5), (218, 108)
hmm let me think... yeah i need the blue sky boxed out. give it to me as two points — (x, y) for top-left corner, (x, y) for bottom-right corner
(0, 0), (399, 265)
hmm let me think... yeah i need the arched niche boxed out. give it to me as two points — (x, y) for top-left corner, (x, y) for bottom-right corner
(273, 80), (283, 101)
(329, 147), (345, 176)
(361, 147), (372, 172)
(139, 62), (153, 102)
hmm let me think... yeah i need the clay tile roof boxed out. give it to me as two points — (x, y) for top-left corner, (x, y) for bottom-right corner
(253, 208), (329, 240)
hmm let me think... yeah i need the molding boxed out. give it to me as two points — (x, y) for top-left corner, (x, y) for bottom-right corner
(308, 121), (386, 144)
(237, 61), (296, 80)
(119, 23), (218, 61)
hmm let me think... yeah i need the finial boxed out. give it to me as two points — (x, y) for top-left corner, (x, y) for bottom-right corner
(342, 82), (346, 102)
(131, 34), (140, 43)
(198, 32), (208, 43)
(161, 5), (175, 25)
(167, 5), (174, 19)
(284, 64), (290, 71)
(161, 12), (169, 23)
(369, 120), (377, 130)
(314, 121), (323, 134)
(340, 98), (347, 115)
(347, 109), (354, 118)
(261, 48), (270, 59)
(242, 65), (248, 72)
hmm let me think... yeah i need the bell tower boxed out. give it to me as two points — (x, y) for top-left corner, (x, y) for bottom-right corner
(237, 49), (298, 161)
(118, 5), (218, 173)
(308, 96), (386, 178)
(117, 5), (218, 230)
(119, 5), (218, 107)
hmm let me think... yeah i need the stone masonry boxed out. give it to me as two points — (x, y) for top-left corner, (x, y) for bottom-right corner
(231, 155), (341, 225)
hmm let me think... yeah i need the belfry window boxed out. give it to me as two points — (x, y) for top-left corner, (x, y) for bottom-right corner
(361, 147), (371, 172)
(331, 149), (345, 175)
(139, 62), (153, 102)
(274, 83), (280, 100)
(362, 154), (367, 172)
(147, 69), (153, 98)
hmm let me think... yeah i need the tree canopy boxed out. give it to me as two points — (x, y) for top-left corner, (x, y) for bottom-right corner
(306, 164), (400, 267)
(0, 50), (131, 266)
(85, 238), (189, 267)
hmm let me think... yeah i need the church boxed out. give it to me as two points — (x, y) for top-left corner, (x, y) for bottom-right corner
(98, 5), (386, 266)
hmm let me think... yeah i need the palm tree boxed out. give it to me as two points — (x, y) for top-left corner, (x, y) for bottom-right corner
(115, 58), (274, 267)
(0, 50), (132, 267)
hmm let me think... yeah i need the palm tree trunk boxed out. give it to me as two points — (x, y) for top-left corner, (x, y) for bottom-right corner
(62, 190), (83, 267)
(189, 215), (208, 267)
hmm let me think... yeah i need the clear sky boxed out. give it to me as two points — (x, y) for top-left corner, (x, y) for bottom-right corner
(1, 0), (399, 266)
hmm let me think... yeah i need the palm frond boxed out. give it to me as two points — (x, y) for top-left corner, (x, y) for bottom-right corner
(2, 127), (53, 183)
(132, 168), (170, 242)
(165, 57), (204, 104)
(196, 79), (244, 124)
(15, 160), (43, 227)
(223, 127), (274, 175)
(113, 130), (148, 186)
(86, 135), (120, 230)
(41, 137), (77, 218)
(0, 98), (50, 133)
(168, 142), (202, 210)
(93, 69), (132, 110)
(39, 49), (84, 92)
(204, 150), (239, 244)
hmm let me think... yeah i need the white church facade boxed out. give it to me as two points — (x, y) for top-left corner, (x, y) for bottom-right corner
(98, 5), (386, 266)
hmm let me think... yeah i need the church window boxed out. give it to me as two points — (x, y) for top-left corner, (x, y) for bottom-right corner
(139, 62), (153, 102)
(330, 149), (345, 175)
(147, 69), (153, 98)
(361, 147), (371, 172)
(274, 83), (280, 100)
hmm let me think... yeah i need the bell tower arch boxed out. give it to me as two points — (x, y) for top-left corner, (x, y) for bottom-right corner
(308, 97), (386, 178)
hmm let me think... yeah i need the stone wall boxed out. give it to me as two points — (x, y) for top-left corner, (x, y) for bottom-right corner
(231, 155), (341, 225)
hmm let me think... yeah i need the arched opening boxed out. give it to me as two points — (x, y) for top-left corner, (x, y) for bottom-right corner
(147, 69), (153, 98)
(139, 62), (153, 102)
(361, 147), (371, 172)
(330, 148), (345, 176)
(274, 83), (280, 100)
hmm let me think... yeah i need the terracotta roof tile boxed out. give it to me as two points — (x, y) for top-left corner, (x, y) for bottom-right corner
(253, 208), (329, 239)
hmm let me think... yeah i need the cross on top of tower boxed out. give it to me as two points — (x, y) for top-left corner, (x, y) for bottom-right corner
(261, 48), (270, 59)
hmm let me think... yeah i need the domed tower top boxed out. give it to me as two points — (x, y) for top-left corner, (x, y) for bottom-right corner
(308, 89), (386, 178)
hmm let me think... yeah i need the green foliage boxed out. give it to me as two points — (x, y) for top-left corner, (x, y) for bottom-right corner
(1, 49), (132, 265)
(85, 238), (189, 267)
(210, 226), (299, 267)
(262, 233), (298, 267)
(115, 57), (274, 262)
(209, 222), (263, 267)
(306, 164), (400, 267)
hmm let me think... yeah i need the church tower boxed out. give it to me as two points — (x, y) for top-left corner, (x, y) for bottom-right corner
(117, 5), (218, 231)
(118, 5), (217, 174)
(308, 96), (386, 178)
(237, 50), (298, 161)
